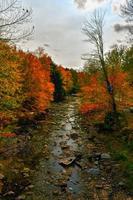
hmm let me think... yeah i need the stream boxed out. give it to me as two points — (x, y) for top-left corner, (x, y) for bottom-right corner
(0, 97), (132, 200)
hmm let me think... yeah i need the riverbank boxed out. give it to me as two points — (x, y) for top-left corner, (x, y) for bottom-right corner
(0, 96), (132, 200)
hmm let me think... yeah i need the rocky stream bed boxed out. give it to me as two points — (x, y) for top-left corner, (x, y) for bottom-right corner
(0, 97), (132, 200)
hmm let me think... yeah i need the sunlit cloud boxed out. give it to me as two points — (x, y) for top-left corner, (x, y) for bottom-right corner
(74, 0), (87, 9)
(111, 0), (126, 14)
(74, 0), (106, 10)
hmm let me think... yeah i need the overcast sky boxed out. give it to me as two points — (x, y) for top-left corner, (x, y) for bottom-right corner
(21, 0), (127, 69)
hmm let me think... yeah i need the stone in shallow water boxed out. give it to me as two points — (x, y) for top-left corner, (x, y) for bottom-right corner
(64, 123), (72, 131)
(69, 117), (75, 122)
(87, 167), (100, 176)
(59, 156), (76, 167)
(101, 153), (111, 160)
(4, 191), (15, 196)
(16, 195), (26, 200)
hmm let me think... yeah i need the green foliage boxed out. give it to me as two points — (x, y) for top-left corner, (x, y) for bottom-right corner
(108, 137), (133, 193)
(0, 42), (24, 112)
(113, 151), (128, 161)
(83, 58), (101, 75)
(105, 45), (133, 85)
(126, 141), (133, 152)
(70, 69), (80, 93)
(122, 45), (133, 85)
(51, 64), (66, 102)
(104, 112), (127, 130)
(105, 45), (125, 68)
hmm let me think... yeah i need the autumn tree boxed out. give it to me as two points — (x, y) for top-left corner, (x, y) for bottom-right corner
(0, 0), (33, 41)
(82, 9), (118, 127)
(106, 45), (133, 85)
(58, 66), (73, 94)
(22, 53), (54, 112)
(0, 41), (25, 129)
(0, 41), (24, 111)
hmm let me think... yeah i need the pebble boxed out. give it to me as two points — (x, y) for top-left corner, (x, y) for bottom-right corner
(4, 191), (15, 196)
(101, 153), (111, 160)
(69, 117), (75, 122)
(94, 161), (99, 165)
(69, 187), (73, 191)
(0, 173), (4, 180)
(95, 184), (103, 189)
(118, 181), (125, 187)
(16, 195), (26, 200)
(87, 167), (100, 176)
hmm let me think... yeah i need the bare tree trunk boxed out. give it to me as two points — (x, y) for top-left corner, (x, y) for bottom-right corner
(100, 59), (117, 114)
(82, 9), (118, 128)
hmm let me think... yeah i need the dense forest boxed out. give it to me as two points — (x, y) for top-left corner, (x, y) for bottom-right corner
(0, 0), (133, 200)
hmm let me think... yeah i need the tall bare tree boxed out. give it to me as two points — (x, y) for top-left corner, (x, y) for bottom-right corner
(121, 0), (133, 38)
(121, 0), (133, 20)
(82, 10), (117, 119)
(0, 0), (33, 41)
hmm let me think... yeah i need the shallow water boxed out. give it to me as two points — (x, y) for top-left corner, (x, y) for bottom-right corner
(1, 97), (132, 200)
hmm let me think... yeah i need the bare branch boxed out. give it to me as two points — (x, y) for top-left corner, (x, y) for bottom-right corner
(0, 0), (33, 42)
(121, 0), (133, 20)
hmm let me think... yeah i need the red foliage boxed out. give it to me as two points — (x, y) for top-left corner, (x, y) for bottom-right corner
(0, 132), (16, 138)
(80, 67), (133, 119)
(24, 53), (55, 111)
(80, 103), (105, 114)
(58, 66), (73, 93)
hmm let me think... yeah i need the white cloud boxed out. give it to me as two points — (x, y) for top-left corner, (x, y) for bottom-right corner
(111, 0), (126, 14)
(19, 0), (127, 68)
(74, 0), (106, 11)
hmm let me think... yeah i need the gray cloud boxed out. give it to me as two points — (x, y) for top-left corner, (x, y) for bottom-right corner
(44, 43), (50, 47)
(21, 0), (125, 68)
(114, 23), (133, 33)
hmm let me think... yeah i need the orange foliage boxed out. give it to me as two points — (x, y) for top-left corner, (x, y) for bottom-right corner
(78, 72), (90, 87)
(25, 53), (54, 111)
(80, 68), (133, 116)
(80, 103), (105, 114)
(80, 73), (109, 113)
(0, 133), (16, 138)
(58, 66), (73, 93)
(109, 66), (133, 109)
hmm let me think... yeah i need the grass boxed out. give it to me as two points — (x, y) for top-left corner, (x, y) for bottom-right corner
(106, 134), (133, 193)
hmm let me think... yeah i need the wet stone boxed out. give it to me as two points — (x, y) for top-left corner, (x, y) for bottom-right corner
(69, 118), (75, 122)
(16, 195), (26, 200)
(101, 153), (111, 160)
(0, 173), (4, 180)
(95, 184), (103, 189)
(4, 191), (15, 196)
(87, 167), (100, 176)
(118, 181), (125, 187)
(59, 156), (76, 167)
(64, 123), (72, 131)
